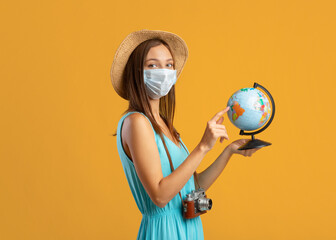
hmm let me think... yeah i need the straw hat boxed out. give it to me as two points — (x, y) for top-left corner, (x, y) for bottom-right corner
(110, 29), (189, 100)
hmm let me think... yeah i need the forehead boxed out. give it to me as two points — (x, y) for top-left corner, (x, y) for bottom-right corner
(146, 44), (173, 60)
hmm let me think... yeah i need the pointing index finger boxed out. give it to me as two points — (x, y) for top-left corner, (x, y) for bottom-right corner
(211, 106), (230, 122)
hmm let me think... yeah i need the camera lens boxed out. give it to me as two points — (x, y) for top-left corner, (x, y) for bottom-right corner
(208, 199), (212, 210)
(197, 197), (213, 211)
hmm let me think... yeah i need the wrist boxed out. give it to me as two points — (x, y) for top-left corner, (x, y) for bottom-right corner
(224, 145), (234, 156)
(196, 143), (210, 155)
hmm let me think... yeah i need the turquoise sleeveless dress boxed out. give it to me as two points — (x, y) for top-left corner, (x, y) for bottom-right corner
(116, 111), (204, 240)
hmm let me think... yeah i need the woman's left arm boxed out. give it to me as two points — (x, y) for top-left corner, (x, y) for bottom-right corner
(196, 139), (260, 191)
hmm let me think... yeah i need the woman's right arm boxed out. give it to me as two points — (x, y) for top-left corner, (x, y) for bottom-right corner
(122, 108), (229, 208)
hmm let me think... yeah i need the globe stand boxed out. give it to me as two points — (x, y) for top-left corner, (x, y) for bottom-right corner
(237, 133), (272, 150)
(237, 82), (276, 151)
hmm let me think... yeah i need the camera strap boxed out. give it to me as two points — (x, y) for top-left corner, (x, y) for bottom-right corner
(160, 135), (201, 205)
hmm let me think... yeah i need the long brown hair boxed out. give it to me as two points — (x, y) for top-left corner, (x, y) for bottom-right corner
(114, 38), (185, 151)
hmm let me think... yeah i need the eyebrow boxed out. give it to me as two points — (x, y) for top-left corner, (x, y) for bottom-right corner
(145, 58), (174, 62)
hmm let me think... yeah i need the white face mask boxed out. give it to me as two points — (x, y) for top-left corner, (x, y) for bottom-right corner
(143, 69), (177, 99)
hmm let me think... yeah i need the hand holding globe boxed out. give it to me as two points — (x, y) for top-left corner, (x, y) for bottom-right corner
(226, 139), (261, 156)
(198, 82), (274, 154)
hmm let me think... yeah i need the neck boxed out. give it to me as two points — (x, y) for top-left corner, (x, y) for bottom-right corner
(149, 98), (161, 121)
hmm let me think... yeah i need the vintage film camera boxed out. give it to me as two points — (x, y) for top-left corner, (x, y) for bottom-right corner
(183, 188), (212, 219)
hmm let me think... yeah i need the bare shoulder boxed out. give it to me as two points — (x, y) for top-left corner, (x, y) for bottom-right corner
(124, 112), (149, 124)
(122, 113), (155, 144)
(121, 112), (159, 166)
(123, 112), (152, 132)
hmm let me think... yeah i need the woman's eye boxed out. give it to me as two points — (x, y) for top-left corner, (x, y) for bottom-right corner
(167, 63), (173, 67)
(148, 64), (157, 68)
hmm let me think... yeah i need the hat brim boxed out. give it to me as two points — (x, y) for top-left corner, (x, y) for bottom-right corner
(110, 29), (189, 100)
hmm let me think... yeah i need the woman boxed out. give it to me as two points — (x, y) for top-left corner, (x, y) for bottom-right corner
(111, 29), (260, 239)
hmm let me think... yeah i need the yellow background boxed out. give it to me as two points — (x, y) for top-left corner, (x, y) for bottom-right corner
(1, 0), (335, 239)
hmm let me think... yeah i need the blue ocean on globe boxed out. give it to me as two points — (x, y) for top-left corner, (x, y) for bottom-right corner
(227, 87), (271, 131)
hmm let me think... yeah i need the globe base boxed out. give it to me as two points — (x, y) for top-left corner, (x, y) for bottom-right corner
(238, 139), (272, 150)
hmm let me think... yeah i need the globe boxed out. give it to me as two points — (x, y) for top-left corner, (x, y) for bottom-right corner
(227, 87), (271, 131)
(226, 83), (275, 150)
